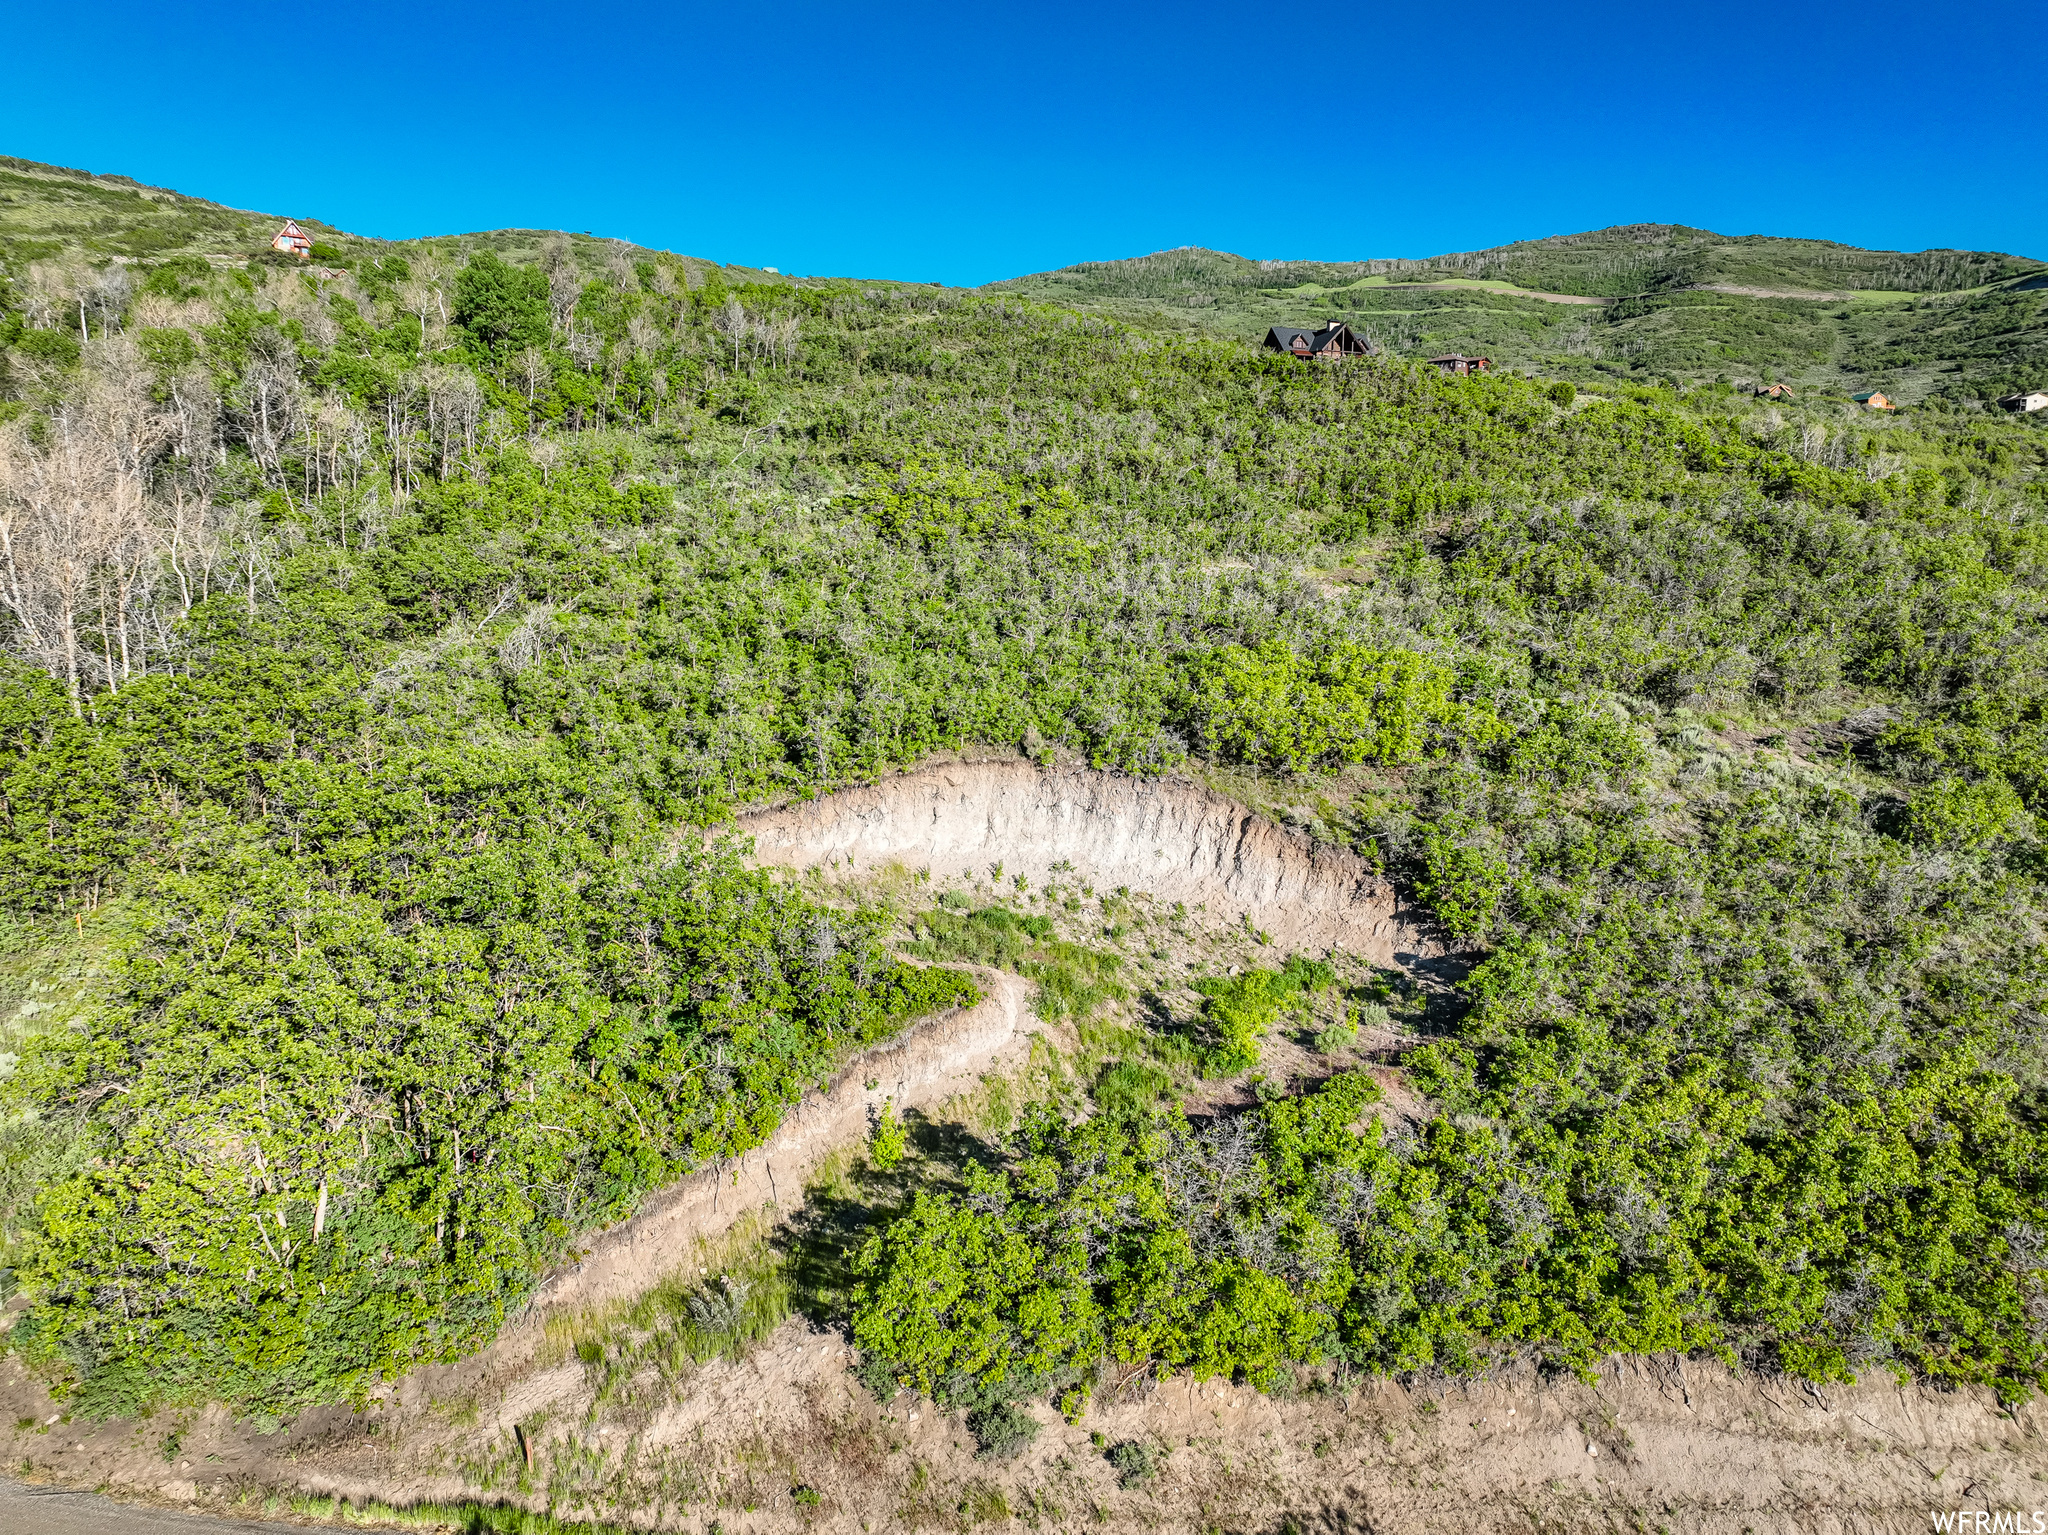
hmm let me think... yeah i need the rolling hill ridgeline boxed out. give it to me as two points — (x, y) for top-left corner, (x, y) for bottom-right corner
(994, 224), (2048, 404)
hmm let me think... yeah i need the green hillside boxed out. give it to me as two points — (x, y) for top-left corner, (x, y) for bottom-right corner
(993, 227), (2048, 403)
(0, 156), (280, 262)
(0, 154), (388, 266)
(0, 154), (779, 312)
(1387, 223), (2042, 297)
(1, 153), (2048, 1445)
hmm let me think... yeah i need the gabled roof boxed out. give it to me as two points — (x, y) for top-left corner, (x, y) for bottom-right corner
(1851, 390), (1888, 401)
(1265, 322), (1369, 355)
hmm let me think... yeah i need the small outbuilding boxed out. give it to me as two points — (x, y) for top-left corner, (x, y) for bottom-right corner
(1851, 390), (1895, 411)
(1997, 389), (2048, 413)
(1264, 322), (1370, 360)
(271, 220), (312, 259)
(1427, 353), (1491, 376)
(1754, 382), (1796, 400)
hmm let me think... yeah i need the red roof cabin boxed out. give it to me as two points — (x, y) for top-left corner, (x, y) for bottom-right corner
(1264, 322), (1370, 361)
(271, 219), (313, 259)
(1427, 354), (1491, 376)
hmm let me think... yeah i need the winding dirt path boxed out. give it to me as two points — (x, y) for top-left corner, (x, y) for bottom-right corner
(512, 762), (1431, 1325)
(0, 1479), (299, 1535)
(524, 761), (1426, 1325)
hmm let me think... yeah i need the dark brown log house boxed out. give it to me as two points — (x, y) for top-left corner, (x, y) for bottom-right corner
(1263, 322), (1371, 360)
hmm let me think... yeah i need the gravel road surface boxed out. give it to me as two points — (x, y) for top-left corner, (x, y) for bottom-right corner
(0, 1478), (302, 1534)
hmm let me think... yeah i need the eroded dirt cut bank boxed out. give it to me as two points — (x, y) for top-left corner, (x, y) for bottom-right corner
(539, 764), (1422, 1321)
(3, 765), (1461, 1523)
(526, 764), (1419, 1321)
(519, 967), (1030, 1320)
(741, 760), (1429, 965)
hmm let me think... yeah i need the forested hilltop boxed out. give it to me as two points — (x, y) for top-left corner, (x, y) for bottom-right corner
(2, 154), (2048, 1438)
(997, 225), (2048, 405)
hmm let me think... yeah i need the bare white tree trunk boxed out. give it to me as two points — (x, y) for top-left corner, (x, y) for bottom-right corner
(541, 236), (580, 338)
(0, 341), (176, 711)
(425, 367), (483, 479)
(714, 297), (748, 373)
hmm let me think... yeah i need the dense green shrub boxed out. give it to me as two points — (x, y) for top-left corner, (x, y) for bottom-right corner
(854, 1040), (2048, 1402)
(4, 236), (2048, 1420)
(1191, 958), (1336, 1076)
(867, 1099), (908, 1170)
(10, 830), (974, 1415)
(1185, 641), (1502, 772)
(1905, 774), (2032, 849)
(453, 250), (550, 356)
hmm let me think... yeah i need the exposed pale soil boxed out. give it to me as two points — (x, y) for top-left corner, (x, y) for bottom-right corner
(520, 966), (1033, 1321)
(8, 1333), (2045, 1534)
(1343, 277), (1616, 306)
(1407, 282), (1615, 306)
(739, 759), (1428, 967)
(5, 762), (2044, 1531)
(1681, 283), (1862, 301)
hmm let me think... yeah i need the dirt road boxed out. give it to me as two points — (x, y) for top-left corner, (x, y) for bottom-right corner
(0, 1478), (297, 1535)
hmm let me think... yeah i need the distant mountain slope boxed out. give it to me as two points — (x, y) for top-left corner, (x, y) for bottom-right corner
(0, 155), (333, 263)
(2, 153), (2041, 405)
(990, 228), (2048, 402)
(0, 155), (766, 285)
(999, 226), (2044, 305)
(1390, 223), (2042, 298)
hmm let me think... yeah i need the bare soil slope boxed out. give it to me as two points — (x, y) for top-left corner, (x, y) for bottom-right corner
(740, 760), (1426, 964)
(6, 1329), (2043, 1535)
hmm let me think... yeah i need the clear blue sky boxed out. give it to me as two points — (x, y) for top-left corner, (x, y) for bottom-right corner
(4, 1), (2042, 285)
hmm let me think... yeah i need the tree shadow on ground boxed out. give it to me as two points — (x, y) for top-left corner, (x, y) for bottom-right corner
(773, 1107), (1001, 1324)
